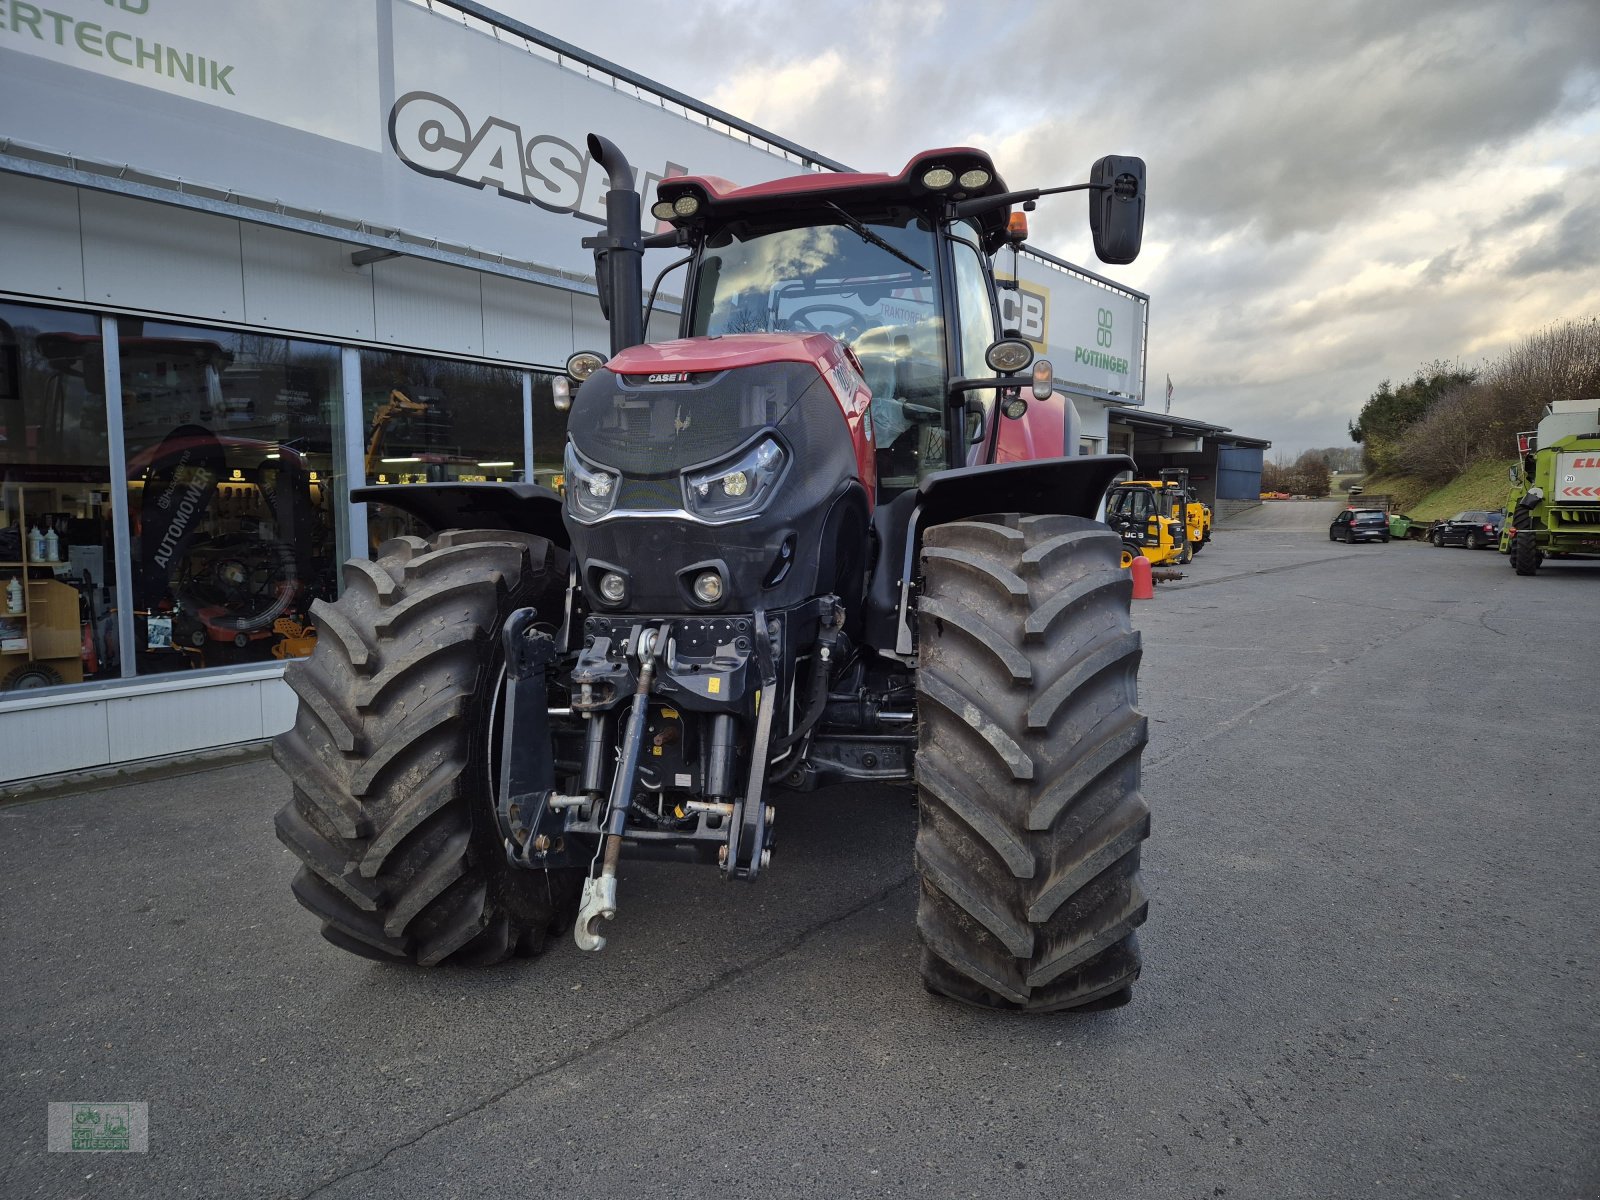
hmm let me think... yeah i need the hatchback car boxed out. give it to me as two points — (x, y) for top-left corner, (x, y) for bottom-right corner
(1430, 510), (1503, 550)
(1330, 509), (1391, 543)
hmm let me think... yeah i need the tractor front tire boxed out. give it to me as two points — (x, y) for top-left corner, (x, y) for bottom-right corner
(272, 529), (582, 966)
(914, 514), (1149, 1012)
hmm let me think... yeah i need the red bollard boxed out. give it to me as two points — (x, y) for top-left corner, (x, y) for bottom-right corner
(1130, 554), (1154, 600)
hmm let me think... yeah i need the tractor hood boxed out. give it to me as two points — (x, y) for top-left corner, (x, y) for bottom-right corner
(572, 332), (874, 482)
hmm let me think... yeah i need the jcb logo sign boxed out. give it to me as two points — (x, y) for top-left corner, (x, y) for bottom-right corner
(999, 284), (1050, 352)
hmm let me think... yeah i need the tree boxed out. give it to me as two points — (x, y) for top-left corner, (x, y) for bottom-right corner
(1292, 450), (1331, 496)
(1349, 362), (1478, 474)
(1392, 318), (1600, 482)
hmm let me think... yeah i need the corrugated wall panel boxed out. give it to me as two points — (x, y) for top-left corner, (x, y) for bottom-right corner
(0, 700), (111, 780)
(372, 256), (482, 355)
(104, 680), (268, 762)
(1217, 446), (1265, 499)
(80, 191), (247, 320)
(571, 292), (612, 357)
(260, 677), (298, 737)
(0, 173), (86, 302)
(482, 275), (573, 366)
(241, 224), (377, 340)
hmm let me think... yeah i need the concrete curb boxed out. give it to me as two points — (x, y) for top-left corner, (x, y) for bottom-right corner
(0, 739), (275, 806)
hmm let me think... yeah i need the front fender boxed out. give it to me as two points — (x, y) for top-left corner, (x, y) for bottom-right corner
(862, 454), (1134, 653)
(352, 482), (569, 550)
(917, 455), (1132, 525)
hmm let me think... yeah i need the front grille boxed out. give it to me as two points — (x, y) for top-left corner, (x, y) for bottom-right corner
(618, 475), (684, 511)
(1553, 507), (1600, 528)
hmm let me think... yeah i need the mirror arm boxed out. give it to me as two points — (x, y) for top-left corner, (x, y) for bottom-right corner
(950, 182), (1106, 219)
(642, 229), (692, 249)
(948, 374), (1020, 397)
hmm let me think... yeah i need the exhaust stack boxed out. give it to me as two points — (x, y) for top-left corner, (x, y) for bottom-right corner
(584, 133), (646, 355)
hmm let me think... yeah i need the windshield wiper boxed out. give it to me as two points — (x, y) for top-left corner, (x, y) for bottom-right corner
(823, 202), (928, 275)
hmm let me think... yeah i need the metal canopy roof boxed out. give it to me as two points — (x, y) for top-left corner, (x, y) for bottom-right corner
(1113, 407), (1272, 448)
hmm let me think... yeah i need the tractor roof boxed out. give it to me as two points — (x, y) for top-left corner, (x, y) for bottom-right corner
(656, 147), (1014, 250)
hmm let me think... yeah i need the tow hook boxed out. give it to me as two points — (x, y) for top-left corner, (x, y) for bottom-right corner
(579, 838), (620, 953)
(575, 623), (668, 953)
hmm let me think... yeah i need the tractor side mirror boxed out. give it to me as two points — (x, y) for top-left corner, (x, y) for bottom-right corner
(1089, 155), (1146, 265)
(1508, 465), (1520, 484)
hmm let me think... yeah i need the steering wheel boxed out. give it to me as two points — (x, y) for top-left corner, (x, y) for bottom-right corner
(785, 304), (863, 339)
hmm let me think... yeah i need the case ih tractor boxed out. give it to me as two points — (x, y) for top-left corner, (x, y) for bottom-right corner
(273, 136), (1152, 1012)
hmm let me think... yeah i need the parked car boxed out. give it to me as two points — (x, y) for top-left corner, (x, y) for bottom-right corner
(1330, 509), (1391, 543)
(1430, 510), (1503, 550)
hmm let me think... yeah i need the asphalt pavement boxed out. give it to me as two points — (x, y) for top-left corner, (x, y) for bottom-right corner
(2, 507), (1597, 1199)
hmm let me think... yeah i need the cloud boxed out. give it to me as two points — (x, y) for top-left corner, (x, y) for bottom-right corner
(1507, 193), (1600, 277)
(494, 0), (1600, 453)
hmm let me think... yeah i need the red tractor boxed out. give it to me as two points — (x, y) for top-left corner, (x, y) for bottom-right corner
(274, 136), (1152, 1012)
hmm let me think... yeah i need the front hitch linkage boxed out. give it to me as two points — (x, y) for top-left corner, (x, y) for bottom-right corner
(574, 623), (670, 952)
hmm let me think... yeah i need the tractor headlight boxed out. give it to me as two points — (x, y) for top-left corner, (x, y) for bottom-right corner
(684, 436), (788, 522)
(564, 443), (619, 523)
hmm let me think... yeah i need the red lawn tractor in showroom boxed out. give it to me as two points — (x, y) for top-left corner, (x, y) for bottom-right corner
(274, 136), (1151, 1012)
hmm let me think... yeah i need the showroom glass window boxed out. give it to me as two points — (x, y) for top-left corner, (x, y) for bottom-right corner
(118, 322), (341, 676)
(358, 349), (526, 549)
(0, 303), (118, 693)
(530, 372), (567, 491)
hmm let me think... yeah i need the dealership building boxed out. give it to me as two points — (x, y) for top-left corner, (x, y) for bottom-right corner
(0, 0), (1161, 785)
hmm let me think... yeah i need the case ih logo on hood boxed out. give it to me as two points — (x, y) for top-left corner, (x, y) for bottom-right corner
(388, 91), (684, 217)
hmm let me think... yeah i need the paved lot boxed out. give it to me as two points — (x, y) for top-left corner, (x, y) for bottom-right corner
(3, 511), (1597, 1199)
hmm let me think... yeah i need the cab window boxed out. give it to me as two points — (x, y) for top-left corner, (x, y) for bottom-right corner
(949, 231), (996, 461)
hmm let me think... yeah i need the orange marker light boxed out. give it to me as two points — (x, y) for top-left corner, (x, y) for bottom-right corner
(1007, 212), (1029, 243)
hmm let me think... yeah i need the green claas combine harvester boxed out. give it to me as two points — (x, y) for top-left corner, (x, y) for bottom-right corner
(1503, 398), (1600, 575)
(273, 134), (1154, 1012)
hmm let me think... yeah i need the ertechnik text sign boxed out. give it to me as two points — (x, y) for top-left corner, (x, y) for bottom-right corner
(0, 0), (800, 279)
(0, 0), (381, 148)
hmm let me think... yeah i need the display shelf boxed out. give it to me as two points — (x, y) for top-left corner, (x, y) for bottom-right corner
(0, 482), (90, 687)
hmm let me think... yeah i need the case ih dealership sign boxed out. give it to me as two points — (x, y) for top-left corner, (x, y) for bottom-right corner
(0, 0), (1145, 400)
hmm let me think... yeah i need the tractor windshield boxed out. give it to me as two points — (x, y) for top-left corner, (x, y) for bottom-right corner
(687, 214), (949, 488)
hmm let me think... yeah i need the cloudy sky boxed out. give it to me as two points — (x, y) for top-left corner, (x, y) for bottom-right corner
(500, 0), (1600, 455)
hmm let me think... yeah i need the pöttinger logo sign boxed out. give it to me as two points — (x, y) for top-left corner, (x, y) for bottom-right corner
(47, 1102), (149, 1153)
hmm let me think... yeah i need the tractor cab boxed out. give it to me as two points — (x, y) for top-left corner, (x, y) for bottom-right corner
(566, 143), (1145, 504)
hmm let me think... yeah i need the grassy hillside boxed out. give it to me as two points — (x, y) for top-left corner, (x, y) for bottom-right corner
(1345, 459), (1517, 519)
